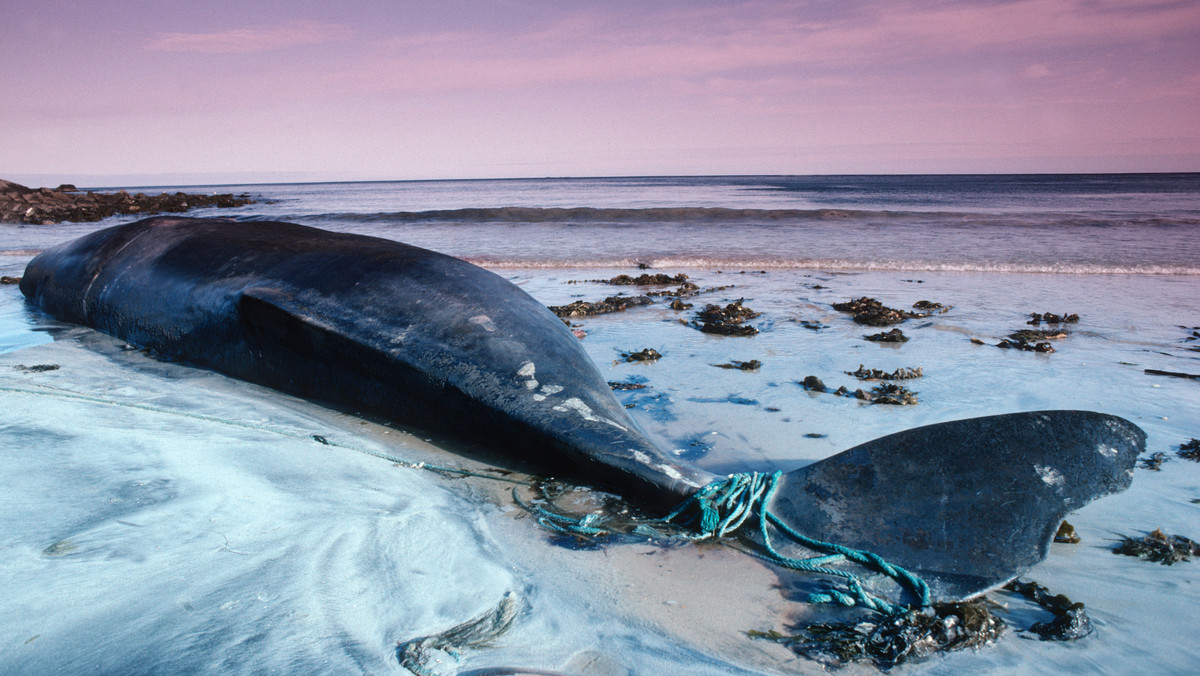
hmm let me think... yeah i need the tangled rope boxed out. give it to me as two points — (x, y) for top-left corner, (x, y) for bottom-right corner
(519, 471), (932, 616)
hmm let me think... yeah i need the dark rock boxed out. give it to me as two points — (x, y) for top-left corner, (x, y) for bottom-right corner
(0, 275), (20, 284)
(608, 381), (648, 391)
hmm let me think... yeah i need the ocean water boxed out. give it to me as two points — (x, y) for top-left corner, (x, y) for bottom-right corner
(1, 174), (1198, 674)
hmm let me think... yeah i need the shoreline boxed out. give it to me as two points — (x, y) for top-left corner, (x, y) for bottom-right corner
(0, 179), (253, 225)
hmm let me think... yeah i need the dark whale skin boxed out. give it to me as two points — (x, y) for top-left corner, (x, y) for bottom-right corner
(20, 216), (714, 505)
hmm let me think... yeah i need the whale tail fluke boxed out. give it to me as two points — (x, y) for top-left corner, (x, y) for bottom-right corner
(766, 410), (1144, 602)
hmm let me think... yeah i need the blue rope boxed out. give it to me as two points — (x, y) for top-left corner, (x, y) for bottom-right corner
(518, 471), (932, 616)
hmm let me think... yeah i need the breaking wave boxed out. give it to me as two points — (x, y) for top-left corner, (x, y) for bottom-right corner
(470, 257), (1200, 276)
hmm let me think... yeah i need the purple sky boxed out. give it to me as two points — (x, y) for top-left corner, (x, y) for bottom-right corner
(5, 0), (1200, 184)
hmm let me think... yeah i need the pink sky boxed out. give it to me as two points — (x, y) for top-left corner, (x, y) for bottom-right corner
(5, 0), (1199, 185)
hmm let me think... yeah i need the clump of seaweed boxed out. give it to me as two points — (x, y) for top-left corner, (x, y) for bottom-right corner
(396, 592), (521, 675)
(13, 364), (61, 373)
(996, 328), (1068, 352)
(548, 295), (653, 318)
(748, 601), (1004, 670)
(1002, 580), (1093, 640)
(692, 299), (761, 336)
(802, 376), (917, 405)
(846, 365), (923, 380)
(833, 296), (947, 327)
(866, 328), (909, 343)
(605, 272), (690, 286)
(714, 359), (761, 371)
(1177, 438), (1200, 461)
(833, 297), (909, 326)
(869, 383), (918, 405)
(1113, 528), (1199, 565)
(912, 300), (950, 313)
(1027, 312), (1080, 325)
(1139, 451), (1168, 470)
(608, 381), (647, 391)
(620, 348), (661, 363)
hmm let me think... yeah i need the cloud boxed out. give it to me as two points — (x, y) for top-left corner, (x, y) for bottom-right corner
(147, 20), (351, 54)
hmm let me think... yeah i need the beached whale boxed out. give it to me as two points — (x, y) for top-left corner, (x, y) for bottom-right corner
(20, 216), (1144, 602)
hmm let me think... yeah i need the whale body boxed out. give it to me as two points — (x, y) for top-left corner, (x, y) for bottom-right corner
(20, 217), (1144, 600)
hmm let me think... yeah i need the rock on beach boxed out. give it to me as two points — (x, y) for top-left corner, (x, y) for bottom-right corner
(0, 179), (253, 224)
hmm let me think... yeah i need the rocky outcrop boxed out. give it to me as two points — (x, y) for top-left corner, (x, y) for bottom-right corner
(0, 179), (253, 224)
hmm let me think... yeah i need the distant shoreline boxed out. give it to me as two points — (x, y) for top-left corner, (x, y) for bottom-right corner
(0, 179), (253, 225)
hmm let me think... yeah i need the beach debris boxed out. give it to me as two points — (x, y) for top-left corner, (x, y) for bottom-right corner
(0, 178), (253, 224)
(802, 375), (917, 405)
(1182, 327), (1200, 351)
(13, 364), (60, 373)
(1177, 439), (1200, 461)
(833, 296), (947, 327)
(0, 275), (20, 284)
(1139, 451), (1169, 470)
(620, 348), (661, 363)
(913, 300), (951, 313)
(396, 591), (521, 676)
(603, 272), (690, 286)
(996, 328), (1067, 352)
(608, 381), (648, 391)
(1144, 369), (1200, 380)
(833, 297), (909, 326)
(692, 299), (760, 336)
(1113, 528), (1200, 565)
(865, 328), (909, 343)
(846, 365), (923, 380)
(1053, 521), (1081, 544)
(869, 383), (918, 405)
(1027, 312), (1080, 325)
(713, 359), (761, 371)
(801, 375), (827, 392)
(548, 294), (653, 318)
(749, 600), (1004, 669)
(1002, 580), (1093, 641)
